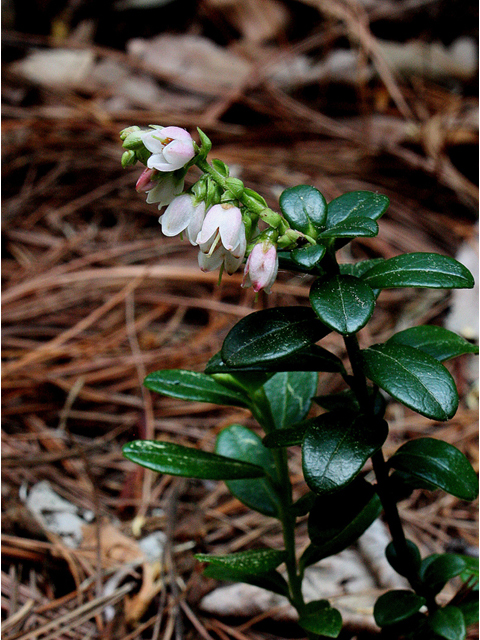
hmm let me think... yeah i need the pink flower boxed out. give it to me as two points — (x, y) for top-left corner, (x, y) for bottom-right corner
(243, 242), (278, 293)
(142, 127), (195, 172)
(196, 204), (245, 254)
(159, 194), (206, 245)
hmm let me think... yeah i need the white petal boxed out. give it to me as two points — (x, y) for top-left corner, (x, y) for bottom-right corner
(197, 206), (221, 245)
(185, 201), (206, 245)
(219, 207), (242, 250)
(160, 194), (193, 237)
(163, 140), (195, 170)
(142, 130), (165, 154)
(198, 246), (225, 272)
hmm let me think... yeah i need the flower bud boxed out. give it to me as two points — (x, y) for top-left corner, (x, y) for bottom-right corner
(119, 125), (140, 141)
(243, 241), (278, 294)
(122, 130), (146, 150)
(121, 150), (137, 167)
(136, 167), (157, 192)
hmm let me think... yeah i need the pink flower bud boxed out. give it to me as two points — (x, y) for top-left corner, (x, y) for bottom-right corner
(142, 126), (195, 172)
(136, 167), (157, 192)
(243, 242), (278, 294)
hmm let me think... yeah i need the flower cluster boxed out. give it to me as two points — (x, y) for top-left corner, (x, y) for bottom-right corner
(121, 125), (279, 292)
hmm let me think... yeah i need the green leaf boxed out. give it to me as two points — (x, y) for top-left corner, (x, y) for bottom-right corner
(458, 555), (479, 579)
(206, 345), (344, 374)
(457, 591), (479, 627)
(319, 216), (379, 238)
(340, 258), (385, 278)
(389, 438), (479, 501)
(279, 185), (327, 234)
(422, 554), (467, 595)
(201, 564), (289, 596)
(373, 590), (426, 627)
(263, 371), (318, 430)
(361, 253), (474, 289)
(144, 370), (248, 407)
(221, 307), (330, 368)
(326, 191), (389, 228)
(277, 250), (325, 276)
(361, 342), (459, 421)
(215, 425), (281, 517)
(387, 326), (479, 362)
(291, 243), (326, 269)
(302, 412), (388, 494)
(298, 600), (342, 637)
(210, 371), (274, 394)
(429, 606), (466, 640)
(290, 491), (316, 517)
(310, 275), (376, 334)
(122, 440), (265, 480)
(263, 421), (309, 448)
(307, 478), (380, 549)
(385, 540), (421, 577)
(314, 389), (360, 412)
(196, 548), (287, 575)
(303, 479), (381, 567)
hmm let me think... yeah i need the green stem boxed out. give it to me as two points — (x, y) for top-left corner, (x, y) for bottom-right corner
(195, 157), (286, 230)
(250, 389), (306, 614)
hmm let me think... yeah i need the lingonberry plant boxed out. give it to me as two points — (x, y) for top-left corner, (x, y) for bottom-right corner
(120, 125), (479, 639)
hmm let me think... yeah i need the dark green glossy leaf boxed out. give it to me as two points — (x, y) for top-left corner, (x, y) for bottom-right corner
(196, 548), (287, 575)
(389, 438), (478, 501)
(215, 425), (281, 517)
(326, 191), (389, 228)
(458, 555), (479, 579)
(429, 606), (466, 640)
(206, 345), (344, 374)
(388, 470), (439, 502)
(263, 371), (318, 430)
(314, 389), (360, 412)
(279, 185), (327, 234)
(298, 600), (342, 637)
(277, 251), (325, 276)
(144, 370), (247, 407)
(457, 591), (480, 627)
(340, 258), (385, 278)
(385, 540), (421, 577)
(302, 479), (381, 568)
(362, 343), (458, 421)
(306, 478), (380, 549)
(422, 554), (467, 595)
(361, 253), (474, 289)
(290, 491), (316, 517)
(222, 307), (330, 368)
(310, 275), (376, 334)
(122, 440), (265, 480)
(387, 325), (479, 362)
(263, 421), (309, 448)
(201, 564), (289, 596)
(373, 590), (426, 627)
(302, 412), (388, 494)
(291, 243), (326, 269)
(210, 371), (273, 394)
(319, 216), (378, 238)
